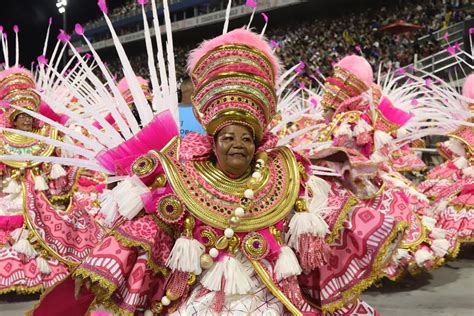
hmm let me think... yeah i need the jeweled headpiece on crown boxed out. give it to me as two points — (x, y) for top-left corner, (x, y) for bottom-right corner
(187, 28), (280, 141)
(321, 55), (373, 110)
(0, 67), (40, 122)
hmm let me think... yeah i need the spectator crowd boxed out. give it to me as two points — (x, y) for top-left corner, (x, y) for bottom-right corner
(90, 0), (471, 81)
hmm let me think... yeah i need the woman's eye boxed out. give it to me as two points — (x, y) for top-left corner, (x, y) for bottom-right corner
(243, 138), (252, 142)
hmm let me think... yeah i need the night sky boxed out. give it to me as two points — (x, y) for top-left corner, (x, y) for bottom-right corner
(0, 0), (123, 66)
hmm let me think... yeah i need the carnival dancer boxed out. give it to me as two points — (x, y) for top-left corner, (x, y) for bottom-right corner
(24, 1), (401, 315)
(308, 55), (451, 280)
(410, 73), (474, 254)
(0, 23), (104, 294)
(0, 67), (103, 295)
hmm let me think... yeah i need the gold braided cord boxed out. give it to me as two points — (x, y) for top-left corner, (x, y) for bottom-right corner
(400, 213), (429, 250)
(0, 126), (58, 168)
(448, 127), (474, 155)
(193, 160), (269, 194)
(326, 196), (359, 244)
(21, 181), (79, 268)
(0, 284), (45, 295)
(250, 260), (303, 316)
(154, 147), (300, 232)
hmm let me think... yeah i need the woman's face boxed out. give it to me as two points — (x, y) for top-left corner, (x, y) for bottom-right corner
(14, 113), (34, 132)
(215, 124), (256, 178)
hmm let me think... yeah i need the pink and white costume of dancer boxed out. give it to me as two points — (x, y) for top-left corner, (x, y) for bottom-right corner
(0, 27), (104, 295)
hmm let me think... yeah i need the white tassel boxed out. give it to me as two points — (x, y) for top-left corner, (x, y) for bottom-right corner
(99, 189), (119, 226)
(286, 212), (329, 252)
(463, 166), (474, 176)
(34, 175), (49, 191)
(334, 122), (353, 138)
(431, 239), (450, 257)
(393, 248), (410, 264)
(4, 179), (21, 194)
(422, 216), (437, 231)
(200, 260), (225, 291)
(113, 176), (149, 220)
(200, 256), (253, 295)
(414, 249), (433, 266)
(374, 130), (393, 150)
(223, 256), (254, 295)
(407, 186), (429, 203)
(10, 228), (29, 242)
(275, 246), (302, 281)
(166, 237), (205, 275)
(434, 199), (449, 214)
(13, 239), (37, 258)
(431, 227), (447, 240)
(306, 176), (331, 207)
(353, 119), (373, 136)
(36, 256), (52, 274)
(446, 140), (465, 157)
(453, 156), (468, 169)
(50, 164), (67, 179)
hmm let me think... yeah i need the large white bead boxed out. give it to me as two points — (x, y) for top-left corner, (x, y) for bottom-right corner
(234, 207), (245, 217)
(144, 310), (154, 316)
(161, 296), (171, 306)
(209, 247), (219, 258)
(224, 228), (234, 238)
(244, 189), (254, 199)
(252, 171), (262, 180)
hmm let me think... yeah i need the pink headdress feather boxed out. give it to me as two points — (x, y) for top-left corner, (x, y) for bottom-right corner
(463, 73), (474, 99)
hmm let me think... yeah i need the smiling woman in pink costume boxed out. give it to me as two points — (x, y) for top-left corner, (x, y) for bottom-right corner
(26, 1), (404, 315)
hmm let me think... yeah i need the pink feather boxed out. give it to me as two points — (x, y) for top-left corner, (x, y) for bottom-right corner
(137, 0), (148, 4)
(75, 23), (84, 36)
(13, 25), (19, 33)
(246, 0), (257, 8)
(261, 12), (268, 23)
(0, 26), (3, 33)
(117, 76), (149, 93)
(98, 0), (108, 14)
(463, 74), (474, 99)
(49, 17), (53, 25)
(187, 28), (280, 78)
(378, 97), (413, 127)
(57, 29), (71, 42)
(37, 55), (49, 65)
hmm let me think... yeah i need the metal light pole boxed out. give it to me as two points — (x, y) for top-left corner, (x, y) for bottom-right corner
(56, 0), (68, 66)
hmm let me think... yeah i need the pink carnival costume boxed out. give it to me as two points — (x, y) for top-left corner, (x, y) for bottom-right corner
(310, 55), (450, 280)
(414, 74), (474, 253)
(26, 2), (401, 315)
(0, 65), (104, 295)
